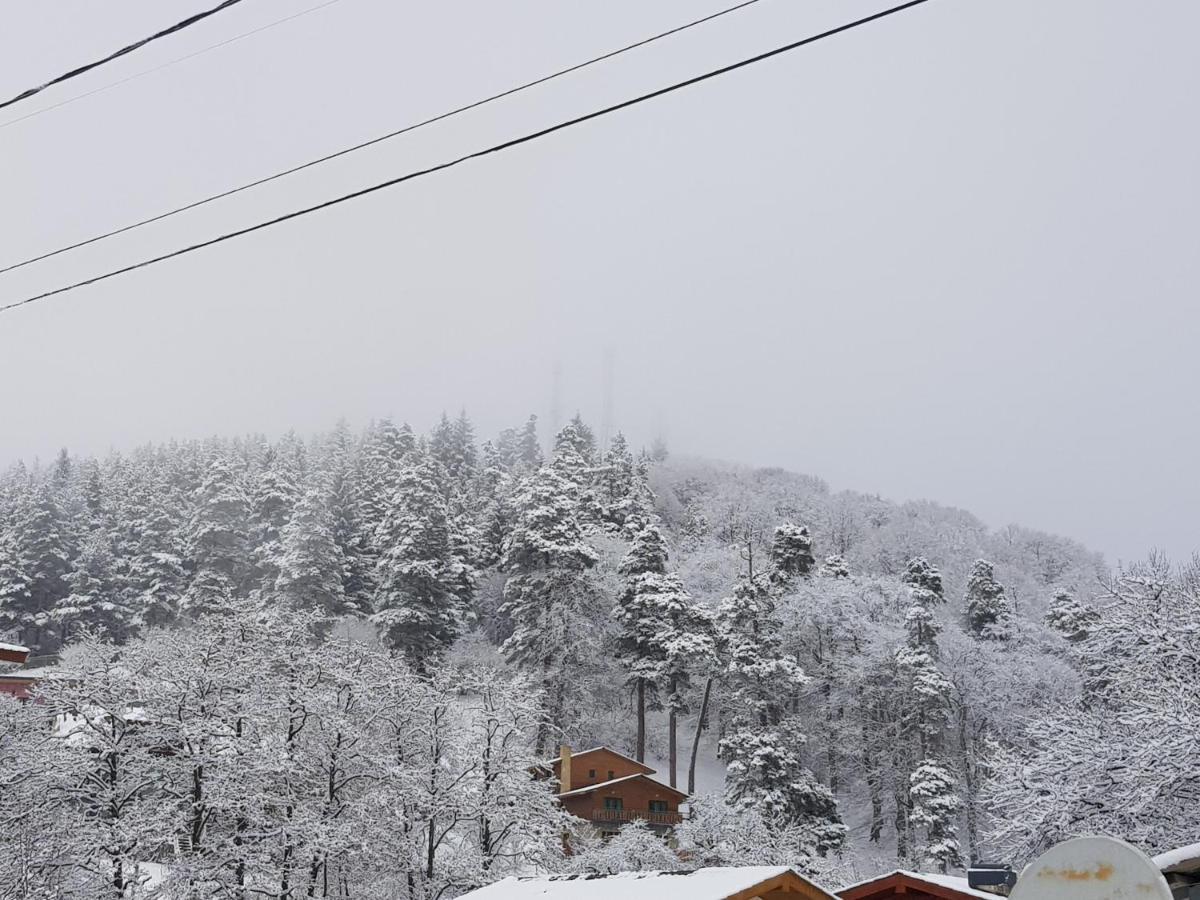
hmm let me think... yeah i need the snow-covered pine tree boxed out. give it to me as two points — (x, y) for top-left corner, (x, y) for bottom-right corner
(614, 523), (670, 763)
(183, 457), (250, 617)
(500, 462), (600, 752)
(430, 410), (479, 484)
(964, 559), (1011, 639)
(0, 523), (34, 647)
(326, 453), (374, 613)
(120, 476), (186, 630)
(551, 422), (603, 527)
(275, 484), (348, 618)
(373, 453), (470, 668)
(817, 554), (850, 578)
(516, 415), (543, 472)
(248, 445), (300, 592)
(1044, 588), (1098, 642)
(909, 759), (963, 873)
(3, 482), (73, 649)
(892, 556), (955, 863)
(769, 522), (815, 585)
(54, 530), (132, 643)
(716, 573), (806, 728)
(598, 431), (639, 532)
(656, 573), (716, 788)
(356, 418), (415, 554)
(720, 719), (847, 855)
(567, 413), (598, 463)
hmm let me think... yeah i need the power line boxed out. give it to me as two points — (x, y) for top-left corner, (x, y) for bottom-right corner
(0, 0), (349, 131)
(0, 0), (252, 113)
(0, 0), (936, 318)
(0, 0), (768, 277)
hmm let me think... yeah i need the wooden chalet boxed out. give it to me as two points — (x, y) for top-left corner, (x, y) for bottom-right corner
(0, 642), (36, 700)
(458, 866), (839, 900)
(839, 871), (1002, 900)
(543, 746), (688, 833)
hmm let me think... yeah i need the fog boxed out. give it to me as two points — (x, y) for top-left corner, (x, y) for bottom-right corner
(2, 0), (1197, 564)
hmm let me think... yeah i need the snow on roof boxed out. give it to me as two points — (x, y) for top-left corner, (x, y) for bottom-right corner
(838, 870), (997, 900)
(556, 772), (687, 799)
(461, 866), (828, 900)
(0, 642), (30, 654)
(1153, 842), (1200, 873)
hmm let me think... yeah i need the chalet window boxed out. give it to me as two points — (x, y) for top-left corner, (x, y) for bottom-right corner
(603, 797), (623, 810)
(608, 770), (614, 780)
(649, 800), (669, 812)
(588, 769), (596, 779)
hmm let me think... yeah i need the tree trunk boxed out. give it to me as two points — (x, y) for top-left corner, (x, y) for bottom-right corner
(687, 677), (713, 795)
(635, 679), (646, 763)
(668, 676), (678, 788)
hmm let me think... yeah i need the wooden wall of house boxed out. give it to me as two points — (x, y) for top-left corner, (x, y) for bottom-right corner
(559, 777), (683, 821)
(552, 749), (649, 792)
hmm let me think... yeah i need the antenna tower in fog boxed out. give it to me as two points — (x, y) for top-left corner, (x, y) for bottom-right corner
(550, 361), (563, 434)
(601, 347), (615, 453)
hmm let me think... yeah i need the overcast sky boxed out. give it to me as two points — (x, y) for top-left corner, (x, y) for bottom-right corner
(2, 0), (1197, 565)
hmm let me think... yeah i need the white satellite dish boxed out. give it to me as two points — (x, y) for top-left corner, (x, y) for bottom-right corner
(1010, 836), (1173, 900)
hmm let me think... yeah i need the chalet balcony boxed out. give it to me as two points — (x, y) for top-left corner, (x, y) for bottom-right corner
(590, 808), (683, 827)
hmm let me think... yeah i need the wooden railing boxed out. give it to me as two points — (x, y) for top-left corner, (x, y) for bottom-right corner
(591, 808), (682, 826)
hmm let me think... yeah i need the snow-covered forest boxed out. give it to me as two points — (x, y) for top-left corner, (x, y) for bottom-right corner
(0, 411), (1189, 899)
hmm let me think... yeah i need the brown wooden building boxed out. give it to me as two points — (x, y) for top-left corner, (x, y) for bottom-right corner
(839, 871), (1000, 900)
(545, 746), (688, 833)
(0, 642), (35, 700)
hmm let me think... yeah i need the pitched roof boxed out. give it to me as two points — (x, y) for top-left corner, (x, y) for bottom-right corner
(838, 870), (997, 900)
(544, 746), (655, 775)
(1153, 842), (1200, 874)
(557, 772), (688, 800)
(459, 866), (838, 900)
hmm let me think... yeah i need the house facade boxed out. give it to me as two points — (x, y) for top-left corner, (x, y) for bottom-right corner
(545, 746), (688, 834)
(0, 642), (36, 699)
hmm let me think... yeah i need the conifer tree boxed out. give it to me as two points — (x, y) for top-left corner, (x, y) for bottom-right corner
(248, 447), (299, 591)
(327, 458), (374, 613)
(430, 411), (478, 483)
(1045, 589), (1098, 642)
(656, 574), (715, 787)
(184, 457), (250, 616)
(474, 442), (517, 568)
(551, 422), (602, 527)
(500, 463), (599, 751)
(275, 485), (348, 618)
(964, 559), (1011, 638)
(615, 524), (670, 762)
(54, 531), (131, 643)
(721, 718), (847, 854)
(894, 556), (955, 864)
(770, 522), (816, 585)
(599, 432), (640, 532)
(567, 413), (598, 463)
(357, 418), (415, 547)
(373, 454), (471, 667)
(0, 525), (33, 644)
(716, 573), (806, 727)
(516, 415), (543, 472)
(817, 555), (850, 578)
(909, 760), (963, 872)
(3, 482), (73, 649)
(123, 481), (186, 629)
